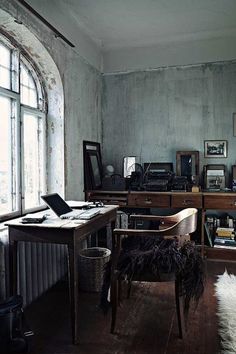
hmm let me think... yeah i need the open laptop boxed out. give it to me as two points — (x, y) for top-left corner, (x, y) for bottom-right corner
(41, 193), (100, 219)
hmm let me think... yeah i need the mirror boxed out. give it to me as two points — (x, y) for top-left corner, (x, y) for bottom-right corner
(123, 156), (136, 178)
(83, 141), (103, 190)
(88, 152), (102, 188)
(176, 151), (199, 181)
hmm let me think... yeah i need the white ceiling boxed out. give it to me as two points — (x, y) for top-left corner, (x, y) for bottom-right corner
(27, 0), (236, 49)
(24, 0), (236, 71)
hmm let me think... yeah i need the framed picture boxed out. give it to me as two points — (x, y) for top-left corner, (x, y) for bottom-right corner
(176, 151), (199, 178)
(204, 140), (227, 158)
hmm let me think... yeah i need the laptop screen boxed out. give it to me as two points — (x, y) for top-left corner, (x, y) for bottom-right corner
(41, 193), (73, 217)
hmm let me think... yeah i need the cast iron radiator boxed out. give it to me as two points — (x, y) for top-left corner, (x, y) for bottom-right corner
(0, 227), (68, 306)
(0, 243), (6, 300)
(17, 242), (68, 306)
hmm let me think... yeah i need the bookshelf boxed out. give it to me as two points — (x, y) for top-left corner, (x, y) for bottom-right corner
(204, 216), (236, 249)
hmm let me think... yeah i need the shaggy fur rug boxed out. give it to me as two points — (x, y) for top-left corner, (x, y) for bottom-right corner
(215, 270), (236, 354)
(100, 237), (204, 315)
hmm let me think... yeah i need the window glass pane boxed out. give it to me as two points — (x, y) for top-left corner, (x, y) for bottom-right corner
(29, 88), (37, 107)
(28, 74), (36, 89)
(21, 64), (28, 85)
(0, 43), (10, 68)
(0, 96), (17, 215)
(0, 67), (10, 89)
(0, 42), (11, 89)
(20, 63), (37, 108)
(23, 112), (44, 209)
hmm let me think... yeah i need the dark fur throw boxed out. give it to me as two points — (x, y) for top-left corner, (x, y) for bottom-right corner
(100, 236), (204, 315)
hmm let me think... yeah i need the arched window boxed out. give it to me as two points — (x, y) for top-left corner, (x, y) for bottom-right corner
(0, 37), (46, 220)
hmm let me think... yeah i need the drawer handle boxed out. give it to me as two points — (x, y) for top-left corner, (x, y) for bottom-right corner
(145, 198), (152, 204)
(183, 199), (193, 206)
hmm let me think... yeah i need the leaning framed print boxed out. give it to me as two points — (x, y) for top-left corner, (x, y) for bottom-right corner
(204, 140), (227, 158)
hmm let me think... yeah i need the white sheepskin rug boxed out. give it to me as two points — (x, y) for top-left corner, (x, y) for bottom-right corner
(215, 270), (236, 354)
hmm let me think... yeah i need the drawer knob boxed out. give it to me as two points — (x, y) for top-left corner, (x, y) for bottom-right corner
(145, 198), (152, 204)
(183, 199), (192, 206)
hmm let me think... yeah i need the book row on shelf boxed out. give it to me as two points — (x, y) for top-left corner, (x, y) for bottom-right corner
(205, 215), (236, 248)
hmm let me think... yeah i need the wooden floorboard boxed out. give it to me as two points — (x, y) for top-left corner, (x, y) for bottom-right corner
(24, 260), (236, 354)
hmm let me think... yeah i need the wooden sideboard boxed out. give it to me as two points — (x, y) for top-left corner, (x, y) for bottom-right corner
(86, 190), (236, 261)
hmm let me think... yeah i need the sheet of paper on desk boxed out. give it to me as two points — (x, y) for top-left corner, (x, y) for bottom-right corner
(66, 219), (88, 226)
(42, 218), (72, 227)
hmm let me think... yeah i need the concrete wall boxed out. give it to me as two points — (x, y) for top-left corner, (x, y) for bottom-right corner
(102, 61), (236, 183)
(64, 54), (101, 198)
(0, 0), (102, 200)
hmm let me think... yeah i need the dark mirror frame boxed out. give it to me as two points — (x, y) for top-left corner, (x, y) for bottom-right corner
(83, 141), (103, 190)
(176, 151), (199, 179)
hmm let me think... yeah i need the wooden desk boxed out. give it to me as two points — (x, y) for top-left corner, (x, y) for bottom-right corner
(6, 205), (118, 344)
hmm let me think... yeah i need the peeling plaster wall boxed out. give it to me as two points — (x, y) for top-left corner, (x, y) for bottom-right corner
(63, 52), (101, 198)
(102, 62), (236, 180)
(0, 0), (102, 200)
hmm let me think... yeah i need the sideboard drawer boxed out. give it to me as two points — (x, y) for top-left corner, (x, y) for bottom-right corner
(128, 193), (170, 207)
(172, 194), (202, 208)
(204, 195), (236, 209)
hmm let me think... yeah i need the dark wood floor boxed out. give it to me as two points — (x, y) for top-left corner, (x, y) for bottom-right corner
(24, 260), (236, 354)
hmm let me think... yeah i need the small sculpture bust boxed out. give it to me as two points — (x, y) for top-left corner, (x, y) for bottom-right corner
(104, 164), (115, 177)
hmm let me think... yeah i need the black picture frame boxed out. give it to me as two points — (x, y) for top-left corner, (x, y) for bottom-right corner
(176, 151), (199, 179)
(83, 141), (103, 190)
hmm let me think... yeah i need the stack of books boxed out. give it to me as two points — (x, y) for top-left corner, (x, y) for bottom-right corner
(214, 227), (236, 247)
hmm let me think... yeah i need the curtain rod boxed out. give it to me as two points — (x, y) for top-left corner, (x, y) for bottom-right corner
(17, 0), (75, 47)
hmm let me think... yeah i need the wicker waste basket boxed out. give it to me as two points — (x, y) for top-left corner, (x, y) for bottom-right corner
(78, 247), (111, 292)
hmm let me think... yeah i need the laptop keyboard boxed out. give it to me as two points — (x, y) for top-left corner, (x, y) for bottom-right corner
(78, 208), (101, 219)
(60, 208), (101, 220)
(60, 210), (85, 219)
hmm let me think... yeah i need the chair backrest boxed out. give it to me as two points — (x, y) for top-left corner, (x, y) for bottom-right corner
(161, 207), (198, 236)
(129, 208), (198, 238)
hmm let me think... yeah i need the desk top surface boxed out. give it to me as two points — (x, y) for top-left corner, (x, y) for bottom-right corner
(5, 204), (118, 229)
(87, 189), (236, 196)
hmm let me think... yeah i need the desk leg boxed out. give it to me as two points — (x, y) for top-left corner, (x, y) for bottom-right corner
(67, 243), (79, 345)
(8, 233), (17, 296)
(106, 220), (115, 250)
(201, 209), (206, 258)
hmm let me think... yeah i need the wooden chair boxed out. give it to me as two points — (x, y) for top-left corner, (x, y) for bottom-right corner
(110, 208), (199, 338)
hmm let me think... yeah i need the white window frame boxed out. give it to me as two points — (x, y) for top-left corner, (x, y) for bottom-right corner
(20, 105), (46, 214)
(0, 86), (21, 220)
(0, 37), (47, 221)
